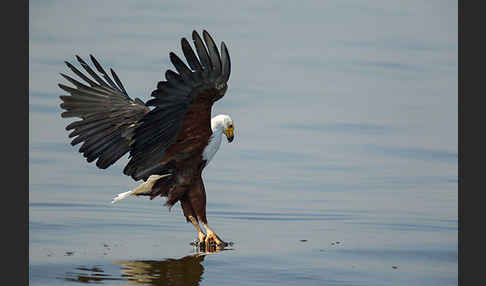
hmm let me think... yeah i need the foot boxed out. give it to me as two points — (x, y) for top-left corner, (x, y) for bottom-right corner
(204, 231), (227, 248)
(197, 232), (206, 248)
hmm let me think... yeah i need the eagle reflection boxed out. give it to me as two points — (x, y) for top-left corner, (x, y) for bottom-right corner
(114, 254), (205, 286)
(64, 245), (230, 284)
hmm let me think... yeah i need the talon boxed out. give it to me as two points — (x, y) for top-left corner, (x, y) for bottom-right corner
(205, 232), (224, 247)
(218, 241), (229, 247)
(198, 232), (206, 243)
(200, 223), (227, 251)
(198, 240), (206, 250)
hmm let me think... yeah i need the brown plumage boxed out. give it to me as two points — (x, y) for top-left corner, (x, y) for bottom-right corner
(58, 30), (233, 250)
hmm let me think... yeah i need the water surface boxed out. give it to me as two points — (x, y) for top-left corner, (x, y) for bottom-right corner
(30, 1), (457, 285)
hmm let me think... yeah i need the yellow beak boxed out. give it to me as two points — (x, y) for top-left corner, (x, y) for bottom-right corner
(225, 127), (234, 143)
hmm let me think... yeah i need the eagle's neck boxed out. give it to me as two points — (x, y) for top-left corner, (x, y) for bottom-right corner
(202, 116), (225, 164)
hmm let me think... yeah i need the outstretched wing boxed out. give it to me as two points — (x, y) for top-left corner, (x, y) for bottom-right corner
(59, 55), (150, 169)
(123, 30), (231, 181)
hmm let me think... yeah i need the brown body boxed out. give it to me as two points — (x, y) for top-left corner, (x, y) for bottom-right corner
(149, 161), (208, 223)
(141, 90), (216, 224)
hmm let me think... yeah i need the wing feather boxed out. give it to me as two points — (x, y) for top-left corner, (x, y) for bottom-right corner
(169, 52), (197, 86)
(192, 31), (212, 71)
(203, 30), (222, 76)
(90, 54), (128, 97)
(124, 30), (231, 181)
(75, 55), (112, 89)
(59, 56), (149, 169)
(111, 68), (128, 96)
(59, 31), (231, 181)
(181, 38), (202, 71)
(220, 42), (231, 83)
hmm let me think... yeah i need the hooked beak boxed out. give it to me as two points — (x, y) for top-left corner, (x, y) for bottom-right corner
(225, 127), (234, 143)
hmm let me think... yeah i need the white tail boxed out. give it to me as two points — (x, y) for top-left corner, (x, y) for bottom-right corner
(111, 190), (134, 204)
(110, 174), (171, 204)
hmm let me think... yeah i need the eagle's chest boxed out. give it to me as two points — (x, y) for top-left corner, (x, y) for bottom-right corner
(202, 129), (223, 165)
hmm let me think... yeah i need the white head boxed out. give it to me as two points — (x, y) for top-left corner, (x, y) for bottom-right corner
(211, 114), (234, 143)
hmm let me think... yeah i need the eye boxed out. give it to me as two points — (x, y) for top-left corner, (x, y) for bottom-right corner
(228, 124), (233, 128)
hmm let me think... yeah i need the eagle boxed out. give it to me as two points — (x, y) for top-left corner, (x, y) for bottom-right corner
(58, 30), (234, 250)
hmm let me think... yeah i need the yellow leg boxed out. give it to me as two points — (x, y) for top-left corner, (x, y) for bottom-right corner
(188, 216), (206, 243)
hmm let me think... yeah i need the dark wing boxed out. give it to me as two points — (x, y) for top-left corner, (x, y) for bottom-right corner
(59, 55), (150, 169)
(123, 30), (231, 181)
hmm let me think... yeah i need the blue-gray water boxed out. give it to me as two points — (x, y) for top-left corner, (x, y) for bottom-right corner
(29, 1), (458, 285)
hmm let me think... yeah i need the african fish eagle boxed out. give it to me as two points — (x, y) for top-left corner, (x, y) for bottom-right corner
(58, 30), (234, 250)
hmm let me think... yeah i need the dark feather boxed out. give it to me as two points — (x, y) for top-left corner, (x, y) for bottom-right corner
(192, 31), (212, 71)
(181, 38), (202, 71)
(220, 42), (231, 83)
(76, 55), (111, 89)
(203, 30), (221, 75)
(165, 70), (190, 92)
(60, 73), (91, 90)
(65, 61), (98, 87)
(60, 31), (231, 184)
(58, 84), (111, 100)
(89, 55), (127, 96)
(169, 52), (196, 86)
(111, 68), (128, 97)
(68, 120), (111, 138)
(96, 141), (131, 169)
(59, 55), (148, 169)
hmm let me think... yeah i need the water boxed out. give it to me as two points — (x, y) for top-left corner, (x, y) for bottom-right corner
(30, 1), (458, 285)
